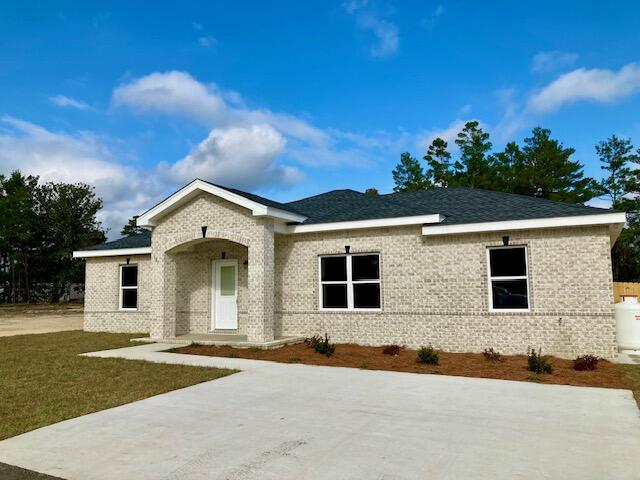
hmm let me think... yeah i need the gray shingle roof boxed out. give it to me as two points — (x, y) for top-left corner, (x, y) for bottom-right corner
(79, 185), (617, 252)
(284, 187), (613, 225)
(80, 229), (151, 251)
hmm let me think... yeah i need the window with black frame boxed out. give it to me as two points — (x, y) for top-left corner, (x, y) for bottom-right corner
(320, 253), (380, 309)
(488, 246), (529, 311)
(120, 264), (138, 310)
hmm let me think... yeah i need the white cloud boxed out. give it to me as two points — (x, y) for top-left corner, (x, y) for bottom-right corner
(530, 51), (578, 73)
(416, 119), (473, 150)
(192, 22), (203, 31)
(0, 116), (160, 236)
(112, 71), (328, 144)
(343, 1), (399, 58)
(167, 124), (302, 189)
(198, 36), (216, 48)
(529, 63), (640, 113)
(49, 95), (91, 110)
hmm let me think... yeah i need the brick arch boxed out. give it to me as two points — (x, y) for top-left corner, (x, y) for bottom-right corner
(163, 229), (252, 253)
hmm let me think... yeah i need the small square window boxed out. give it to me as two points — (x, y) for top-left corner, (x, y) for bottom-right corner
(121, 289), (138, 309)
(352, 255), (380, 281)
(353, 283), (381, 309)
(321, 256), (347, 281)
(322, 284), (348, 308)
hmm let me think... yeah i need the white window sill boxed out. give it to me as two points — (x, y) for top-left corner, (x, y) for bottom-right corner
(489, 308), (530, 313)
(119, 308), (139, 312)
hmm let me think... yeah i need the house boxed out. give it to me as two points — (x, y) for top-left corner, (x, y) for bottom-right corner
(73, 179), (626, 359)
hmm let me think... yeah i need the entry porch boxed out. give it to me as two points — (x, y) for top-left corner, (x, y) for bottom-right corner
(147, 234), (279, 344)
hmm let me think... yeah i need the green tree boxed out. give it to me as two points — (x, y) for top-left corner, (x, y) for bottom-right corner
(121, 215), (145, 236)
(0, 171), (39, 302)
(392, 152), (431, 192)
(34, 182), (106, 302)
(451, 121), (495, 189)
(424, 138), (453, 187)
(492, 141), (524, 193)
(596, 135), (637, 206)
(364, 188), (379, 196)
(514, 127), (599, 204)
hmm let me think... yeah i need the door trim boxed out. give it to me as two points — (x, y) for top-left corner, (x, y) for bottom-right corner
(211, 259), (238, 331)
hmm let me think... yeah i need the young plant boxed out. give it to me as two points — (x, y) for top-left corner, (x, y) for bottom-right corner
(482, 348), (503, 362)
(417, 345), (439, 365)
(527, 347), (553, 374)
(307, 333), (336, 357)
(382, 344), (401, 356)
(574, 354), (599, 371)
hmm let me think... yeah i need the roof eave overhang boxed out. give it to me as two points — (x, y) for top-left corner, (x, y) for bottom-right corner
(421, 212), (627, 246)
(73, 247), (153, 258)
(276, 214), (445, 234)
(136, 179), (307, 227)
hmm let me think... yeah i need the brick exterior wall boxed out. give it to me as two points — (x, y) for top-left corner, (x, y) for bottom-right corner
(83, 254), (151, 333)
(82, 191), (617, 359)
(274, 225), (616, 359)
(146, 193), (274, 342)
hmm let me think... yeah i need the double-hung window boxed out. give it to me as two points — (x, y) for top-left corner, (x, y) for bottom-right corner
(319, 253), (381, 310)
(120, 264), (138, 310)
(487, 246), (529, 311)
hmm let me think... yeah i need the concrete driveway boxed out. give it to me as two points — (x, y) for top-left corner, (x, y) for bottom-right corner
(0, 344), (639, 480)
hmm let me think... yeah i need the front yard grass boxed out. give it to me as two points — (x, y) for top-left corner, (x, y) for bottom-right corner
(0, 331), (234, 440)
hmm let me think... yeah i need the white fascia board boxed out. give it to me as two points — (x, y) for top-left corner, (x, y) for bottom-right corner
(136, 179), (307, 227)
(421, 212), (627, 236)
(277, 214), (444, 234)
(73, 247), (152, 258)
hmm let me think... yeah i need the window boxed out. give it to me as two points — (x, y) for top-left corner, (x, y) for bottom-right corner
(319, 253), (381, 310)
(487, 246), (529, 311)
(120, 264), (138, 310)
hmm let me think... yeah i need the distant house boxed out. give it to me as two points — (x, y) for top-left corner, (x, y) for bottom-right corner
(73, 179), (625, 359)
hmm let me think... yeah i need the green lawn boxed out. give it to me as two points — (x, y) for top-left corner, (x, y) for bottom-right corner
(0, 331), (234, 440)
(619, 364), (640, 408)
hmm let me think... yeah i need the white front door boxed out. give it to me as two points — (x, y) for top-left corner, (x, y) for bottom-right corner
(212, 259), (238, 330)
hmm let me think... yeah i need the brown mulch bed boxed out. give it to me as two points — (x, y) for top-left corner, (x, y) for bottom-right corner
(172, 342), (631, 390)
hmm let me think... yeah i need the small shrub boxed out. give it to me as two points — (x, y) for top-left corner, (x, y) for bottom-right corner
(248, 346), (262, 353)
(482, 348), (503, 362)
(417, 345), (439, 365)
(527, 347), (553, 374)
(287, 355), (300, 363)
(226, 352), (238, 358)
(357, 361), (369, 369)
(306, 333), (336, 357)
(382, 344), (401, 356)
(574, 354), (599, 371)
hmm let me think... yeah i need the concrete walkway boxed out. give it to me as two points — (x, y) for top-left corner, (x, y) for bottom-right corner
(0, 344), (639, 480)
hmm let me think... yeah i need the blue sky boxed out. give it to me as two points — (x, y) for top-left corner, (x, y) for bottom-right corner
(1, 1), (639, 236)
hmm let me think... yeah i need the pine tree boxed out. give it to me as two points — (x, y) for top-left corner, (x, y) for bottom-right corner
(424, 138), (453, 187)
(392, 152), (431, 192)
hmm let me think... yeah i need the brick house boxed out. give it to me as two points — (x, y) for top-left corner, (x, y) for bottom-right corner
(73, 179), (626, 359)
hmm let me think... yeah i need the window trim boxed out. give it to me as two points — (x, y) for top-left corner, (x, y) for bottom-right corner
(119, 264), (139, 311)
(318, 253), (381, 312)
(486, 245), (530, 313)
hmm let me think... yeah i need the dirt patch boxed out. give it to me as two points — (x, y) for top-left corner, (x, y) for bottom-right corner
(0, 303), (83, 317)
(173, 343), (631, 390)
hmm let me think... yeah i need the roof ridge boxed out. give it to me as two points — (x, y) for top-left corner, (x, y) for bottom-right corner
(285, 188), (365, 205)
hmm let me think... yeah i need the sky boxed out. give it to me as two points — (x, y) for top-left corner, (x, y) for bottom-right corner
(1, 1), (640, 237)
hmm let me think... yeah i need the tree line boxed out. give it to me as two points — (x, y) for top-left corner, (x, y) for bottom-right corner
(0, 171), (105, 303)
(392, 122), (640, 281)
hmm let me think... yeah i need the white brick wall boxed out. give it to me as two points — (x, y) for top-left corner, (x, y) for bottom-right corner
(82, 192), (617, 359)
